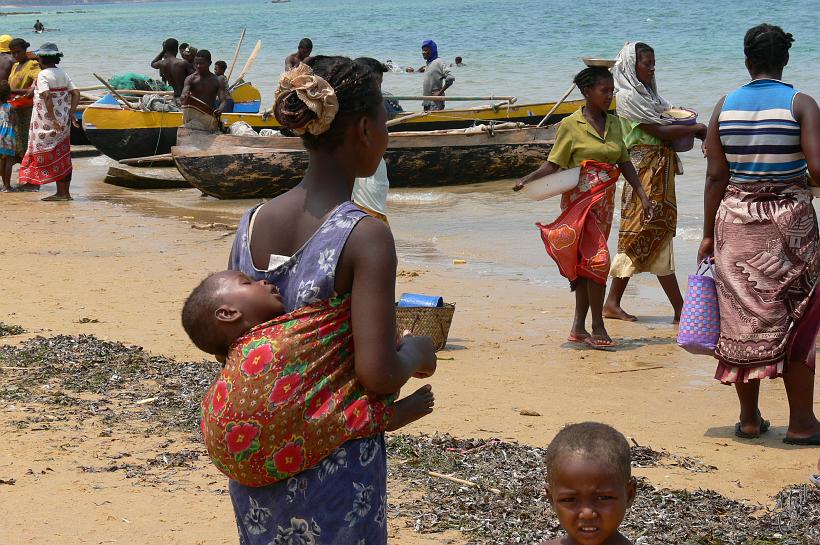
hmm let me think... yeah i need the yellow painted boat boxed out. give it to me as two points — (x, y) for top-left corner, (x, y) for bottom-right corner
(83, 92), (589, 160)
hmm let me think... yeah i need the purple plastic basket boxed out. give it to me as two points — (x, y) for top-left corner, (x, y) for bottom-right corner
(677, 259), (720, 356)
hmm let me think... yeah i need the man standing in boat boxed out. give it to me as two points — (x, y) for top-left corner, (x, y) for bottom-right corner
(284, 38), (312, 71)
(420, 40), (454, 111)
(180, 49), (228, 131)
(150, 38), (193, 99)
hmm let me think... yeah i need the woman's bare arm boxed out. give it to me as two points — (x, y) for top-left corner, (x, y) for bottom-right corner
(343, 218), (437, 395)
(699, 98), (729, 262)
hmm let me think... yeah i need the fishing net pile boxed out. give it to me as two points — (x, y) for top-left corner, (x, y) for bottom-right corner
(107, 73), (170, 92)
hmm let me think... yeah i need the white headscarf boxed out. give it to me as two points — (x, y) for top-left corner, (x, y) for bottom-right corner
(613, 42), (672, 125)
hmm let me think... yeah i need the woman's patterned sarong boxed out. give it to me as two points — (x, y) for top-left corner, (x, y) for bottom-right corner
(614, 144), (679, 274)
(537, 160), (620, 287)
(713, 179), (818, 383)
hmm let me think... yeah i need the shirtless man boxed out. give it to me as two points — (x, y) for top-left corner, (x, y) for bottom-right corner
(150, 38), (193, 98)
(0, 35), (15, 82)
(180, 49), (228, 131)
(284, 38), (312, 70)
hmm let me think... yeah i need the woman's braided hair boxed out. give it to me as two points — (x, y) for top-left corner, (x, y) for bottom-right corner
(744, 24), (794, 72)
(275, 55), (383, 151)
(573, 66), (613, 96)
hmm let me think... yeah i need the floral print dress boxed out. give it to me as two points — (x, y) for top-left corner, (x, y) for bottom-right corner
(228, 201), (388, 545)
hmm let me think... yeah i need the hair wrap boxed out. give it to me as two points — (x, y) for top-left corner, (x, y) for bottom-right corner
(274, 63), (339, 136)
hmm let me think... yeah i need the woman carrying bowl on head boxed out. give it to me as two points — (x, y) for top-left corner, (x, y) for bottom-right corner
(603, 42), (707, 323)
(514, 66), (652, 349)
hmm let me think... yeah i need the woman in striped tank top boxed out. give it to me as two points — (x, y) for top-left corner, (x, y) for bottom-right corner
(699, 24), (820, 445)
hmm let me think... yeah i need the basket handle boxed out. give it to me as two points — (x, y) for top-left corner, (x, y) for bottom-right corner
(696, 257), (715, 277)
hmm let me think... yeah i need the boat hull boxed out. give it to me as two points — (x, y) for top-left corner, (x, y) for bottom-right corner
(86, 98), (583, 160)
(172, 126), (555, 199)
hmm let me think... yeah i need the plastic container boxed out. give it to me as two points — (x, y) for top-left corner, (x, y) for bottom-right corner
(665, 108), (697, 152)
(521, 167), (581, 201)
(398, 293), (444, 308)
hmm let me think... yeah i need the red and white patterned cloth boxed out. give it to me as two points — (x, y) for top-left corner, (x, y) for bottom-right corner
(19, 67), (75, 185)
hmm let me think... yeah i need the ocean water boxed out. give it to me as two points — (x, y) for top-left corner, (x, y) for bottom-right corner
(6, 0), (820, 295)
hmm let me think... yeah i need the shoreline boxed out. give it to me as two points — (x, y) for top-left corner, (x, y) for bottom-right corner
(0, 159), (818, 544)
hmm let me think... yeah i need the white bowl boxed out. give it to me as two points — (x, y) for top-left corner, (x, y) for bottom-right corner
(521, 167), (581, 201)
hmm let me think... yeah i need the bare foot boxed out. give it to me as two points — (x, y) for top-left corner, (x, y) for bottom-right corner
(603, 304), (638, 322)
(41, 194), (73, 202)
(386, 384), (434, 431)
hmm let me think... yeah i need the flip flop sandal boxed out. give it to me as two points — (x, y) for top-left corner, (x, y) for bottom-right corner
(567, 333), (590, 343)
(782, 432), (820, 445)
(583, 336), (618, 351)
(734, 417), (770, 439)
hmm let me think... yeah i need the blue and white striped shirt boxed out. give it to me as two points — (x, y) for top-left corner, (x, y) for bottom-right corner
(718, 79), (806, 183)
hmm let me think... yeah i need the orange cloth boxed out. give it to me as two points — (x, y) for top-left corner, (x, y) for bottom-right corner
(537, 161), (620, 286)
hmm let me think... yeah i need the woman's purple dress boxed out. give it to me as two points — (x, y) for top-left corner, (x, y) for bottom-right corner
(227, 201), (388, 545)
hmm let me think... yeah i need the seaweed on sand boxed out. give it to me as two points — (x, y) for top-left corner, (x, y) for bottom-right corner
(0, 334), (219, 432)
(0, 322), (25, 337)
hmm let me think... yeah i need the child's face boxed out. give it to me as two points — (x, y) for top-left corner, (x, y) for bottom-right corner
(218, 271), (285, 325)
(214, 64), (225, 76)
(547, 454), (635, 545)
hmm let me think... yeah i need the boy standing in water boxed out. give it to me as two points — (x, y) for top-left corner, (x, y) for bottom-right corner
(541, 422), (637, 545)
(180, 49), (228, 130)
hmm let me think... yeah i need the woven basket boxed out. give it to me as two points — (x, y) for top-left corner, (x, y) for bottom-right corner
(395, 303), (455, 351)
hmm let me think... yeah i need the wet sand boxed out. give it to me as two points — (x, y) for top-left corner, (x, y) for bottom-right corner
(0, 159), (818, 544)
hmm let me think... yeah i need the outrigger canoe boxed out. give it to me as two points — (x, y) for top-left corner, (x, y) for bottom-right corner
(171, 124), (556, 199)
(84, 96), (583, 161)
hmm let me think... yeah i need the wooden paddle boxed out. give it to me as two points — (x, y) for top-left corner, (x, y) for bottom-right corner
(230, 40), (262, 88)
(385, 111), (430, 127)
(536, 83), (575, 128)
(225, 28), (246, 82)
(93, 73), (137, 110)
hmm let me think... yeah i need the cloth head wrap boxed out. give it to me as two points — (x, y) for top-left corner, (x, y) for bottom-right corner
(274, 63), (339, 136)
(612, 42), (672, 125)
(0, 35), (12, 54)
(422, 39), (438, 64)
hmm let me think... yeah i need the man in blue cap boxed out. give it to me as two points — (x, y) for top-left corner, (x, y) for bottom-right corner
(420, 39), (454, 111)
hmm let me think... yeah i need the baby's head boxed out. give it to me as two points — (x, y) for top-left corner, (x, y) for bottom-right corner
(181, 270), (284, 357)
(545, 422), (636, 545)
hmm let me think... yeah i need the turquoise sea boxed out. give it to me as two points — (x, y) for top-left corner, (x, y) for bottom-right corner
(3, 0), (819, 294)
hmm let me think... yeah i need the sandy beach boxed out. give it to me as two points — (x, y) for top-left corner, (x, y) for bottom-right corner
(0, 158), (817, 544)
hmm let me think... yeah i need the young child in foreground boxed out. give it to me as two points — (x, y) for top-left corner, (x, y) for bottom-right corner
(182, 270), (434, 486)
(541, 422), (637, 545)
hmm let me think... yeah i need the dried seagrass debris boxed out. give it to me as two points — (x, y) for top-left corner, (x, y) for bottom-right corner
(0, 322), (25, 337)
(0, 334), (219, 432)
(630, 438), (717, 473)
(386, 434), (818, 545)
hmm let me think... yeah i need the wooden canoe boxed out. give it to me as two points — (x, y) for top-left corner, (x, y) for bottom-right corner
(172, 125), (556, 199)
(104, 165), (191, 190)
(85, 96), (582, 161)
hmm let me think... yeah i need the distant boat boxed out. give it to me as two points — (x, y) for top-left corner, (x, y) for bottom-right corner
(271, 0), (290, 3)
